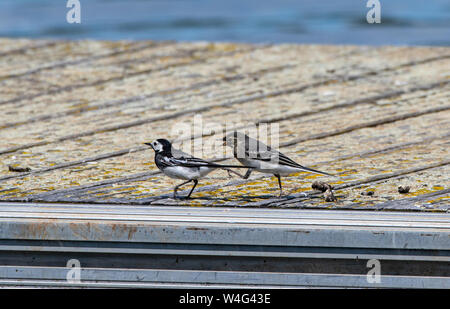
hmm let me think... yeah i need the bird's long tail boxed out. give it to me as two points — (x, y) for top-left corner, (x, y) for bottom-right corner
(298, 165), (335, 177)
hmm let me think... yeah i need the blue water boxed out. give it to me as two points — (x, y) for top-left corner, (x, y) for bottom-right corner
(0, 0), (449, 45)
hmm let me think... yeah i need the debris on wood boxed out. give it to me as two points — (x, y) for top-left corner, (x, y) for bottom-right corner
(8, 165), (31, 173)
(312, 181), (333, 192)
(312, 181), (337, 202)
(324, 189), (337, 202)
(361, 190), (375, 196)
(398, 185), (411, 194)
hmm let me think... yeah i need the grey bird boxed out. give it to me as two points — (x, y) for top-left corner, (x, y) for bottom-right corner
(223, 131), (334, 197)
(145, 139), (252, 199)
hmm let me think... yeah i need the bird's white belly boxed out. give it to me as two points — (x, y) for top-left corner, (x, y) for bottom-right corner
(237, 158), (299, 176)
(163, 166), (214, 180)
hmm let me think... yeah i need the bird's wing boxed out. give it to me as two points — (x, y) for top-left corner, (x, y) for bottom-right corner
(245, 148), (274, 161)
(236, 135), (311, 167)
(164, 156), (212, 168)
(161, 144), (250, 169)
(246, 146), (334, 176)
(169, 156), (252, 169)
(168, 147), (214, 167)
(242, 141), (278, 162)
(171, 148), (193, 159)
(277, 151), (304, 168)
(245, 148), (299, 167)
(234, 137), (275, 161)
(233, 132), (333, 176)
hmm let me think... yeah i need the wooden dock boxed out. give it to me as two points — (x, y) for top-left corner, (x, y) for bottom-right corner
(0, 38), (449, 288)
(0, 38), (448, 210)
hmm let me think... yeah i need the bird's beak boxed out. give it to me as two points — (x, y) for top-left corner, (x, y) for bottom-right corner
(144, 142), (154, 149)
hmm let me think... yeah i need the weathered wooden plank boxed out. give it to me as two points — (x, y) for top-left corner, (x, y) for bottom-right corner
(0, 40), (154, 76)
(0, 43), (352, 127)
(0, 64), (292, 131)
(0, 41), (173, 80)
(259, 166), (450, 210)
(140, 160), (450, 210)
(0, 42), (262, 104)
(2, 45), (448, 129)
(0, 39), (58, 57)
(0, 43), (444, 127)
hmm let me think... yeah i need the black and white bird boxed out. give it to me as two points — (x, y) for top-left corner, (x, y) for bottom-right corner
(145, 139), (252, 199)
(223, 131), (334, 197)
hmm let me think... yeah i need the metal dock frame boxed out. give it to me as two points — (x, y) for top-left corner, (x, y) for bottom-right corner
(0, 202), (449, 288)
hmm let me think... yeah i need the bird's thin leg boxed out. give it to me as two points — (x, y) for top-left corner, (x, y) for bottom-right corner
(243, 168), (252, 179)
(224, 168), (241, 178)
(225, 168), (253, 179)
(275, 174), (283, 197)
(173, 180), (192, 199)
(186, 179), (199, 199)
